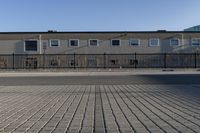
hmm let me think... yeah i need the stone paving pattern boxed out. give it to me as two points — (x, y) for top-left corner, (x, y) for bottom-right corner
(0, 84), (199, 132)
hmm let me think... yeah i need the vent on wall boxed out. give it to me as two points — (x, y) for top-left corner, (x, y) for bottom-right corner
(48, 30), (57, 33)
(157, 30), (167, 32)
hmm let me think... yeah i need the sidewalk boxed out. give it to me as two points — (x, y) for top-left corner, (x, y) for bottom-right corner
(0, 68), (200, 77)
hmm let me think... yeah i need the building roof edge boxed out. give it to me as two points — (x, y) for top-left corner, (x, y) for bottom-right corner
(0, 31), (199, 34)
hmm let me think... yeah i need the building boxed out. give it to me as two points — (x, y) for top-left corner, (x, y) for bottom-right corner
(184, 25), (200, 32)
(0, 30), (200, 69)
(0, 31), (200, 55)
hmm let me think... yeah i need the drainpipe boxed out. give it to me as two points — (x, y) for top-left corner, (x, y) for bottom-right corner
(39, 35), (42, 54)
(181, 33), (184, 46)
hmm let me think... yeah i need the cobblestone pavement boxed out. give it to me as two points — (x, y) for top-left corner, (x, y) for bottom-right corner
(0, 83), (199, 133)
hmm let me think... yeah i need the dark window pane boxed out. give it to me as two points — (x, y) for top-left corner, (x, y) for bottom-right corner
(25, 40), (37, 51)
(112, 40), (120, 46)
(150, 39), (159, 46)
(51, 40), (59, 47)
(130, 39), (139, 46)
(90, 40), (98, 46)
(70, 40), (78, 46)
(192, 39), (200, 45)
(171, 39), (179, 46)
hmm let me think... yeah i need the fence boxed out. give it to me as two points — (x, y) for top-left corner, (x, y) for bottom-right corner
(0, 53), (199, 69)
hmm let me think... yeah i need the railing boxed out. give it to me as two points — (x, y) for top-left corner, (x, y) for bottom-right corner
(0, 53), (199, 69)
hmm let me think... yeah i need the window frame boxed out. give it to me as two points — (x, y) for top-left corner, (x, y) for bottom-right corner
(111, 39), (121, 46)
(149, 38), (160, 47)
(191, 38), (200, 46)
(24, 40), (38, 52)
(69, 39), (79, 47)
(170, 38), (180, 46)
(129, 39), (140, 46)
(89, 39), (99, 47)
(50, 39), (60, 47)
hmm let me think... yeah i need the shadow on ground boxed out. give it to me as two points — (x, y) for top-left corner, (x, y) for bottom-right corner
(0, 74), (199, 85)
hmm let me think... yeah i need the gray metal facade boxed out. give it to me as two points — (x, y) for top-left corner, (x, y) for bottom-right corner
(184, 25), (200, 31)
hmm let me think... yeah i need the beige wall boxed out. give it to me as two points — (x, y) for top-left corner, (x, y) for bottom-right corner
(0, 32), (199, 54)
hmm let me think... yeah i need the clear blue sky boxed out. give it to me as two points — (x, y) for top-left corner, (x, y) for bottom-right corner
(0, 0), (199, 31)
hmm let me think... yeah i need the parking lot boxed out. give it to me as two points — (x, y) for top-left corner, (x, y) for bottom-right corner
(0, 73), (199, 132)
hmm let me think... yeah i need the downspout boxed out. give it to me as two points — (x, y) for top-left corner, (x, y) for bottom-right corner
(181, 33), (184, 52)
(182, 33), (184, 46)
(39, 34), (42, 54)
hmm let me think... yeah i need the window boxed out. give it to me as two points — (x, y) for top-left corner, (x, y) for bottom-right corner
(130, 39), (140, 46)
(25, 57), (37, 68)
(24, 40), (37, 52)
(69, 39), (79, 47)
(149, 38), (159, 46)
(170, 38), (180, 46)
(129, 59), (138, 65)
(111, 39), (121, 46)
(110, 59), (119, 65)
(69, 60), (75, 66)
(50, 40), (60, 47)
(192, 38), (200, 46)
(69, 59), (78, 66)
(89, 39), (99, 46)
(49, 58), (59, 67)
